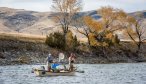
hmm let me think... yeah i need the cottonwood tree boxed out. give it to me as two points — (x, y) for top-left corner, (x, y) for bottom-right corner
(74, 16), (101, 46)
(74, 17), (90, 45)
(74, 6), (123, 47)
(78, 16), (119, 57)
(124, 16), (146, 53)
(98, 6), (127, 32)
(51, 0), (82, 39)
(73, 6), (123, 46)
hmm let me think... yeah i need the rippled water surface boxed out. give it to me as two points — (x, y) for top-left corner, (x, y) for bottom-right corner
(0, 63), (146, 84)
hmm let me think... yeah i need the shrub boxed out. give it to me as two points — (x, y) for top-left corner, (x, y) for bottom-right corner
(66, 30), (80, 51)
(112, 34), (120, 45)
(45, 32), (65, 50)
(45, 31), (80, 50)
(89, 31), (120, 48)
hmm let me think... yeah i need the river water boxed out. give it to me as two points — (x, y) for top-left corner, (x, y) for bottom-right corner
(0, 63), (146, 84)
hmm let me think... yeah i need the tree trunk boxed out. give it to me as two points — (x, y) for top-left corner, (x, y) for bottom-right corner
(87, 36), (91, 46)
(137, 36), (142, 54)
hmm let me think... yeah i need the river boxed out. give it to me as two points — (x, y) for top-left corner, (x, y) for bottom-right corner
(0, 63), (146, 84)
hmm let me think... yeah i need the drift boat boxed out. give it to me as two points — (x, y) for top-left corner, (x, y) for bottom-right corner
(33, 69), (75, 77)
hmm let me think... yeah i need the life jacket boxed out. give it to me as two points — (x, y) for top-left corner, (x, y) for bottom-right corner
(51, 63), (59, 69)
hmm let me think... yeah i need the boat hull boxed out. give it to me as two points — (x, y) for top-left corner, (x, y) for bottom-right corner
(34, 69), (75, 77)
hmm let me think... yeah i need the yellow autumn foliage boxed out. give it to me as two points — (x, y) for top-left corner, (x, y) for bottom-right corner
(89, 33), (97, 46)
(83, 16), (103, 33)
(105, 33), (113, 39)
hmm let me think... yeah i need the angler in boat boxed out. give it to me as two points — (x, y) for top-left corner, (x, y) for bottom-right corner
(68, 53), (76, 71)
(33, 52), (77, 76)
(46, 53), (53, 72)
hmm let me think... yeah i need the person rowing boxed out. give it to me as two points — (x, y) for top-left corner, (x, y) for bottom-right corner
(46, 53), (53, 71)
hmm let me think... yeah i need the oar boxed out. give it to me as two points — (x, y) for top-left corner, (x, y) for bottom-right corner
(75, 70), (85, 73)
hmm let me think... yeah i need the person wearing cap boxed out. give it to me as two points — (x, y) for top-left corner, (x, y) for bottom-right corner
(46, 53), (53, 71)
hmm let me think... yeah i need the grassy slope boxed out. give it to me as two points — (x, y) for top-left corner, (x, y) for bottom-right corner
(0, 32), (46, 43)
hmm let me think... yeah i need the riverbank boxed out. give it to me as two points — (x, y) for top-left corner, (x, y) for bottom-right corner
(0, 35), (146, 65)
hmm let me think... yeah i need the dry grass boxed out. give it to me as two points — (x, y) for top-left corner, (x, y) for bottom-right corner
(78, 38), (88, 43)
(0, 32), (145, 44)
(0, 32), (88, 44)
(0, 32), (46, 43)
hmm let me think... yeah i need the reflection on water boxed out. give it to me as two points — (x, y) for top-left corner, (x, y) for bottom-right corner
(0, 63), (146, 84)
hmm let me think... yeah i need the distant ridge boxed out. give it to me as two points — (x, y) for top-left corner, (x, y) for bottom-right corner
(0, 7), (146, 38)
